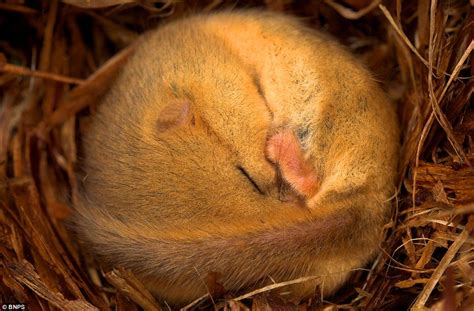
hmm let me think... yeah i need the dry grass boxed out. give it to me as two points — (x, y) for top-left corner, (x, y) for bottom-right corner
(0, 0), (472, 310)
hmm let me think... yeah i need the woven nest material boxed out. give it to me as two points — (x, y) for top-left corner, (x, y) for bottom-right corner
(0, 0), (472, 310)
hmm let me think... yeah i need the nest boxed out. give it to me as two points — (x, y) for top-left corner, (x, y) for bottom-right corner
(0, 0), (472, 310)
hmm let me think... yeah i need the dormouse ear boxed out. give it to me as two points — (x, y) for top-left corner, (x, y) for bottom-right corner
(156, 99), (191, 132)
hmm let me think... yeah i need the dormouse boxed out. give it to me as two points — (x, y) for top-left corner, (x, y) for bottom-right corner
(74, 10), (399, 306)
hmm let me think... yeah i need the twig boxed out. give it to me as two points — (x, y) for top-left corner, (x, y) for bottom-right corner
(105, 268), (163, 311)
(180, 294), (209, 311)
(0, 62), (85, 85)
(325, 0), (382, 20)
(437, 40), (474, 104)
(0, 3), (38, 14)
(379, 5), (430, 67)
(39, 0), (58, 72)
(411, 216), (474, 309)
(232, 276), (320, 301)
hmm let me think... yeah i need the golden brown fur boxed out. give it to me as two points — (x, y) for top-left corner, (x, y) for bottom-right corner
(74, 11), (399, 306)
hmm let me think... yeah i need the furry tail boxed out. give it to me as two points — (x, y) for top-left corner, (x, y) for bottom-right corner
(72, 189), (384, 303)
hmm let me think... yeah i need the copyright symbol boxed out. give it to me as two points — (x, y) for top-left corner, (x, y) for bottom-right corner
(1, 305), (7, 310)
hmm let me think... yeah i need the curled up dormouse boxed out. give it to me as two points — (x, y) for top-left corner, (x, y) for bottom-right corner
(73, 10), (399, 306)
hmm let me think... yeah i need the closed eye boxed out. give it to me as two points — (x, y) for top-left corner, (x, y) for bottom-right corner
(237, 166), (264, 195)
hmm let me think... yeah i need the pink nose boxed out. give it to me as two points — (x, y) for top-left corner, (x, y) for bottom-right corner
(266, 129), (319, 199)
